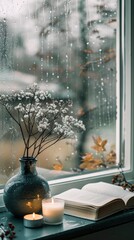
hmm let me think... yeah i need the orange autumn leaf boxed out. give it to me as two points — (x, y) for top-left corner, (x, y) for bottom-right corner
(80, 158), (103, 170)
(80, 152), (104, 170)
(83, 49), (94, 54)
(53, 163), (63, 171)
(106, 150), (116, 164)
(77, 107), (85, 117)
(82, 153), (94, 162)
(92, 136), (107, 152)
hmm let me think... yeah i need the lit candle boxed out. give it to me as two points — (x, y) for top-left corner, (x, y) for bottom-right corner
(24, 212), (43, 228)
(42, 198), (64, 225)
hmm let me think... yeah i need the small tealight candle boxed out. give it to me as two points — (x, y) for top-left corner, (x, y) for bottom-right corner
(24, 212), (43, 228)
(42, 198), (64, 225)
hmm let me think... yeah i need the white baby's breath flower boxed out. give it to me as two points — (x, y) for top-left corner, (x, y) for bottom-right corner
(0, 83), (85, 158)
(24, 115), (29, 119)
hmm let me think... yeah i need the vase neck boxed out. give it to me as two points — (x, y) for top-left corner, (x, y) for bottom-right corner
(19, 157), (37, 175)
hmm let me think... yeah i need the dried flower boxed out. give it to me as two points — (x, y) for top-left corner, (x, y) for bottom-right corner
(0, 84), (85, 159)
(0, 221), (15, 239)
(112, 165), (134, 192)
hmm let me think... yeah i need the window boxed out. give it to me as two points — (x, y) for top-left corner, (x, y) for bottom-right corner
(0, 0), (133, 193)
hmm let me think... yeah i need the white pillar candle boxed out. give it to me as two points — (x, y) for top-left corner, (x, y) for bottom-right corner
(24, 212), (43, 228)
(42, 198), (64, 225)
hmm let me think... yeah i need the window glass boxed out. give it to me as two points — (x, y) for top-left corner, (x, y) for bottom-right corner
(0, 0), (118, 185)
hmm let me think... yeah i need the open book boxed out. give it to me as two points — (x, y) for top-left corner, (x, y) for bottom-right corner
(54, 182), (134, 221)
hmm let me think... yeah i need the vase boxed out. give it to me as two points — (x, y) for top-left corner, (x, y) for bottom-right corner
(3, 157), (51, 217)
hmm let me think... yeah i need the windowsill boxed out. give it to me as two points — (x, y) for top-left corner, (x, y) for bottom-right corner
(0, 210), (134, 240)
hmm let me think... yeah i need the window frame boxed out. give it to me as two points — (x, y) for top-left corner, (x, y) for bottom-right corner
(48, 0), (134, 195)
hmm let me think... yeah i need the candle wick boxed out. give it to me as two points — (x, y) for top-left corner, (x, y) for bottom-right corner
(33, 212), (35, 220)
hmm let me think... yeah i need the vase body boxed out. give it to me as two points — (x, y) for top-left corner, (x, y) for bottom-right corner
(3, 157), (51, 217)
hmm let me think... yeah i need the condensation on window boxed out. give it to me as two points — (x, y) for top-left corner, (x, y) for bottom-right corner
(0, 0), (117, 184)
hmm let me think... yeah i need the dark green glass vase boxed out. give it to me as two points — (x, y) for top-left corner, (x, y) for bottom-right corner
(3, 157), (51, 217)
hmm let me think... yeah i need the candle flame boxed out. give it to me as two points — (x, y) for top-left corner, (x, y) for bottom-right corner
(33, 212), (35, 220)
(37, 194), (40, 199)
(52, 197), (54, 204)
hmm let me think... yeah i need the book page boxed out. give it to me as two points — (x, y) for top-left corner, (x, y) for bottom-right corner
(82, 182), (134, 205)
(55, 188), (124, 208)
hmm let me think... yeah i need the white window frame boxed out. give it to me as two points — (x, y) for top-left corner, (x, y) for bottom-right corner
(49, 0), (134, 195)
